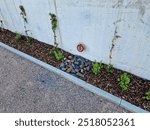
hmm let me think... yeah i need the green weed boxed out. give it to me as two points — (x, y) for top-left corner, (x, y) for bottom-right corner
(118, 72), (131, 91)
(27, 37), (33, 43)
(92, 61), (103, 75)
(142, 89), (150, 100)
(104, 64), (114, 73)
(15, 33), (22, 41)
(50, 48), (63, 61)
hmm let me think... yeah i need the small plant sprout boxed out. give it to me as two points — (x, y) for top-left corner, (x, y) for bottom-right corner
(50, 48), (63, 61)
(142, 89), (150, 100)
(27, 37), (33, 43)
(118, 72), (131, 91)
(104, 64), (114, 73)
(92, 61), (103, 75)
(15, 33), (22, 41)
(49, 13), (58, 48)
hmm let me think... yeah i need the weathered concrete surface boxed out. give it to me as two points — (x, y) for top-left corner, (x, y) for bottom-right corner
(0, 47), (129, 113)
(0, 0), (150, 80)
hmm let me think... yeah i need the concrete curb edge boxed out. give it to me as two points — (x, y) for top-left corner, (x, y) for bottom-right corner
(0, 42), (149, 113)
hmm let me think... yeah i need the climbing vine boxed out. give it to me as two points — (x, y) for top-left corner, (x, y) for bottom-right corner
(19, 5), (28, 35)
(49, 13), (63, 61)
(0, 19), (3, 31)
(49, 13), (58, 48)
(19, 5), (32, 42)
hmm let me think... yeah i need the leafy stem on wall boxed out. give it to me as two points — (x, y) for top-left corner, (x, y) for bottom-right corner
(49, 13), (63, 61)
(0, 19), (3, 31)
(49, 13), (58, 48)
(19, 5), (32, 42)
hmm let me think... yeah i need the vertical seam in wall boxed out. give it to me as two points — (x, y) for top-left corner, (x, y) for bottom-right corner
(79, 0), (84, 43)
(19, 0), (32, 37)
(12, 0), (22, 32)
(0, 0), (10, 29)
(53, 0), (63, 48)
(3, 0), (17, 31)
(47, 0), (63, 48)
(12, 0), (23, 29)
(19, 0), (23, 5)
(0, 9), (5, 28)
(47, 0), (51, 10)
(47, 0), (54, 45)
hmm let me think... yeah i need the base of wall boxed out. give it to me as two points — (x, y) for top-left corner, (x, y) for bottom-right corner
(0, 42), (149, 113)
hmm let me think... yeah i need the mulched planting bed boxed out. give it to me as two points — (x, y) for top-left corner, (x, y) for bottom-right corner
(0, 28), (150, 112)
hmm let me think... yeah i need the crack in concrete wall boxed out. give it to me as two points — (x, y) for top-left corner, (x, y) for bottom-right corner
(109, 26), (121, 60)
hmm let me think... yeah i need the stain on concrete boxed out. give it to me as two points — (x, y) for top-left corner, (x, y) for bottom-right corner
(125, 0), (149, 8)
(125, 0), (146, 18)
(136, 0), (146, 17)
(139, 5), (145, 17)
(112, 0), (124, 8)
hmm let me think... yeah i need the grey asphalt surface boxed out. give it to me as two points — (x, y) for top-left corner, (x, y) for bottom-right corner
(0, 47), (129, 113)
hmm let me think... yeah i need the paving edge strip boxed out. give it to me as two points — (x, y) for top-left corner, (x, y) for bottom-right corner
(0, 42), (149, 113)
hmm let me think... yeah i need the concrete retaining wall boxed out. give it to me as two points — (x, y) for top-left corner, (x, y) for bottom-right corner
(0, 0), (150, 80)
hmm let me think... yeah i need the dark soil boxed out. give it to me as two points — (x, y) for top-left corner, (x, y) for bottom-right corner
(0, 28), (150, 112)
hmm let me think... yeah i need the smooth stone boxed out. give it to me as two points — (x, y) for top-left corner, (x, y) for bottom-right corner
(85, 62), (89, 67)
(74, 61), (79, 65)
(74, 55), (78, 59)
(72, 63), (75, 68)
(68, 55), (73, 60)
(59, 63), (65, 68)
(76, 72), (84, 78)
(71, 70), (76, 74)
(75, 69), (79, 72)
(80, 69), (84, 73)
(79, 65), (83, 69)
(63, 58), (67, 61)
(75, 65), (80, 69)
(71, 73), (78, 77)
(83, 67), (87, 70)
(67, 60), (71, 63)
(65, 62), (68, 65)
(66, 67), (72, 73)
(86, 66), (90, 71)
(68, 64), (72, 67)
(62, 68), (67, 71)
(78, 61), (82, 65)
(71, 59), (74, 63)
(77, 58), (82, 62)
